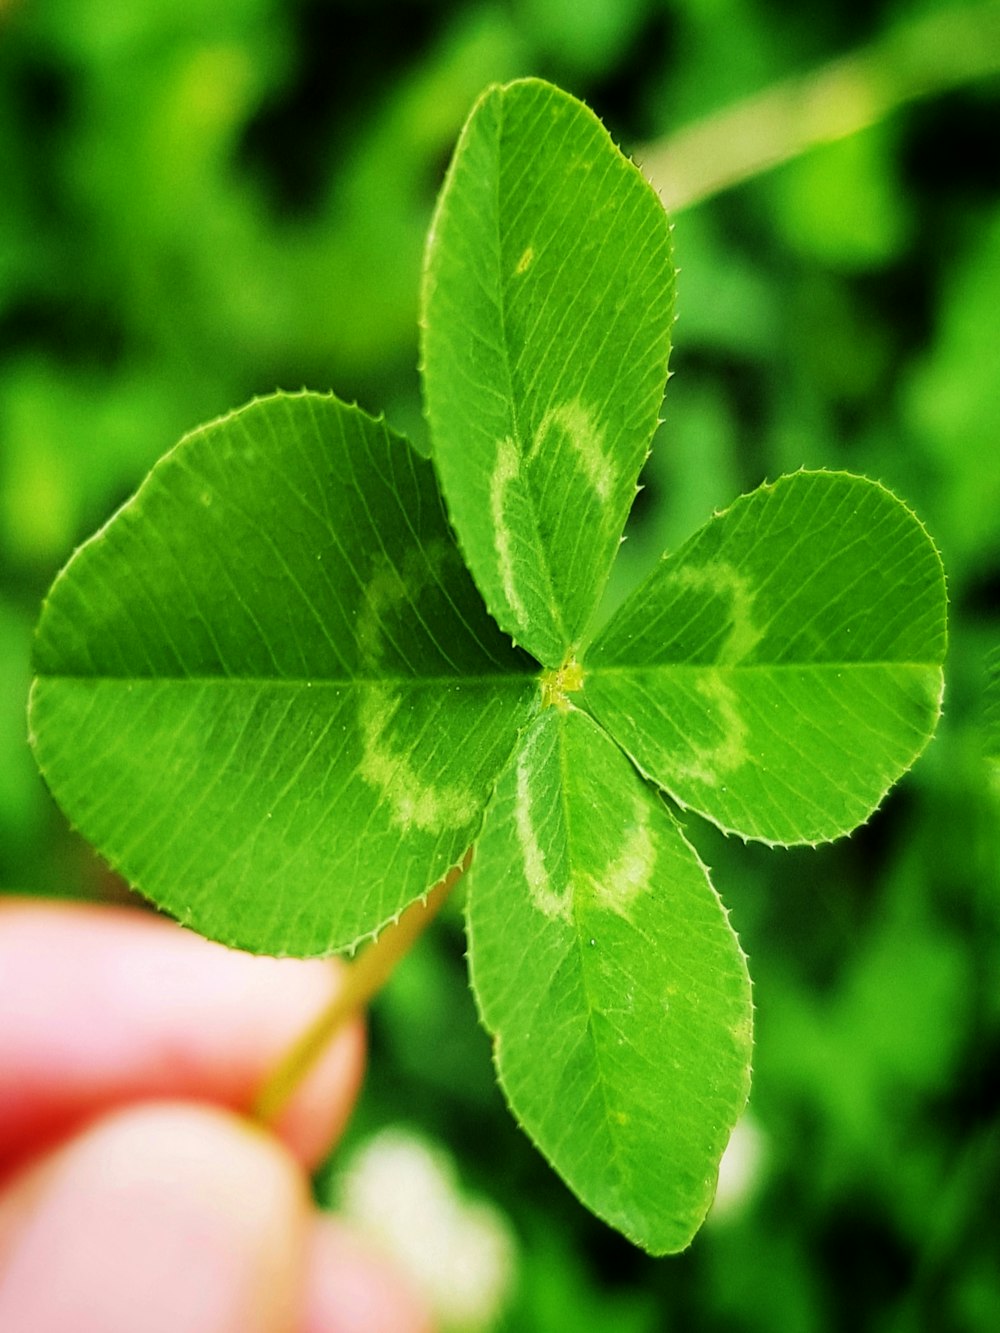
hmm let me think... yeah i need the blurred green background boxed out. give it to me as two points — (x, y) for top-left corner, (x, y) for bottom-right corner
(2, 0), (999, 1328)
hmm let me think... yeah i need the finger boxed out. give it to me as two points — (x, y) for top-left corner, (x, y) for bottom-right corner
(302, 1215), (435, 1333)
(0, 900), (364, 1178)
(0, 1103), (309, 1333)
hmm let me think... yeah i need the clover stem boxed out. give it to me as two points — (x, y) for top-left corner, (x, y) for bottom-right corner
(252, 850), (470, 1125)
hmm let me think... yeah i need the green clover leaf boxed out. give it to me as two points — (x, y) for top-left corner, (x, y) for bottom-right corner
(29, 80), (946, 1252)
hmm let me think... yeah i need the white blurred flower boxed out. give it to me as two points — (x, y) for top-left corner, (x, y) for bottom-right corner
(708, 1113), (767, 1223)
(337, 1126), (518, 1330)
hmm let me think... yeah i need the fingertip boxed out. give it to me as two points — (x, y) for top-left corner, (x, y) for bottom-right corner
(0, 902), (366, 1173)
(0, 1102), (310, 1333)
(302, 1214), (436, 1333)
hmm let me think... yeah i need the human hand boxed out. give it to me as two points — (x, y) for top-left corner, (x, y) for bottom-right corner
(0, 899), (433, 1333)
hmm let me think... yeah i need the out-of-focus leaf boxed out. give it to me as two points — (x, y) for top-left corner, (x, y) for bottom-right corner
(905, 207), (1000, 579)
(768, 125), (909, 269)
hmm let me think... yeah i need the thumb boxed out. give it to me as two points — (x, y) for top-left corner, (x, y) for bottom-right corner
(0, 1103), (309, 1333)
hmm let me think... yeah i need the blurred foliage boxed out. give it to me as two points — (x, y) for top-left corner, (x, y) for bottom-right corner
(2, 0), (998, 1328)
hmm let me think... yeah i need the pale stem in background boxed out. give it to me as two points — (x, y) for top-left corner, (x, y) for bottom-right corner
(638, 2), (1000, 211)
